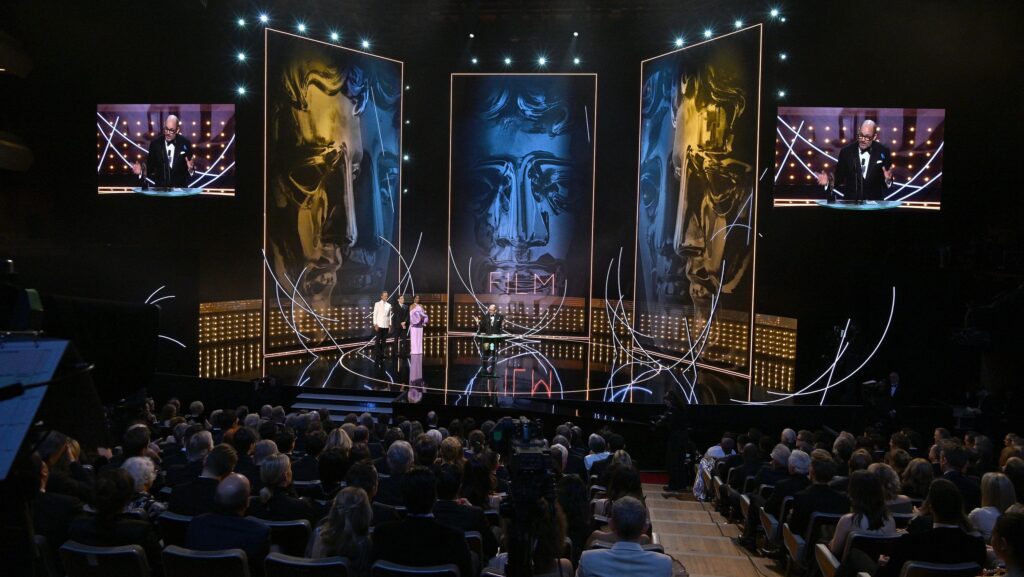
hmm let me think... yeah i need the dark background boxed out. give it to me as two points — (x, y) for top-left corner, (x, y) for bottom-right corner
(2, 0), (1021, 404)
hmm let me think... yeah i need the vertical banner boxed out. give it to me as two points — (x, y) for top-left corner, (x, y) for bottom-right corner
(264, 29), (403, 356)
(448, 74), (596, 336)
(634, 26), (762, 385)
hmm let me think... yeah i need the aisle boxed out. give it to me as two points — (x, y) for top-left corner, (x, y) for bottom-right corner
(644, 484), (786, 577)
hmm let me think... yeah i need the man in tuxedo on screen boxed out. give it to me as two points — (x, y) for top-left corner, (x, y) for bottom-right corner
(132, 114), (196, 187)
(816, 119), (894, 203)
(474, 304), (504, 362)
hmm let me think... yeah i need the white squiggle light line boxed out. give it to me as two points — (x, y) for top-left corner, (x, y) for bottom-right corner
(98, 115), (120, 172)
(821, 319), (851, 405)
(158, 335), (186, 348)
(775, 120), (806, 181)
(144, 286), (166, 304)
(149, 295), (175, 305)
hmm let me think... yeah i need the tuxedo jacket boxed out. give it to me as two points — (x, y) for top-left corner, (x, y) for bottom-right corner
(478, 313), (504, 335)
(787, 484), (850, 537)
(832, 141), (892, 202)
(146, 134), (194, 187)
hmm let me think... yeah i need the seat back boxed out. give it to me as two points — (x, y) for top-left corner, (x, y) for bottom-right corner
(254, 518), (312, 557)
(742, 475), (758, 494)
(161, 544), (250, 577)
(371, 560), (460, 577)
(589, 540), (665, 554)
(804, 512), (843, 543)
(264, 552), (349, 577)
(464, 531), (483, 560)
(59, 541), (150, 577)
(157, 511), (193, 547)
(892, 513), (914, 530)
(897, 561), (982, 577)
(842, 532), (901, 562)
(291, 481), (324, 500)
(758, 484), (776, 499)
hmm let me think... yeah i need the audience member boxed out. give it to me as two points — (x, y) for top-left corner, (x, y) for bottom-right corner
(462, 452), (499, 510)
(186, 473), (271, 577)
(900, 458), (934, 500)
(31, 453), (84, 549)
(829, 471), (896, 558)
(345, 460), (399, 525)
(577, 496), (673, 577)
(311, 487), (374, 576)
(376, 440), (414, 506)
(37, 430), (94, 502)
(253, 439), (279, 466)
(371, 466), (473, 577)
(789, 450), (850, 537)
(318, 448), (349, 499)
(169, 443), (237, 516)
(991, 512), (1024, 577)
(585, 434), (610, 472)
(248, 454), (321, 524)
(292, 430), (327, 481)
(122, 456), (167, 519)
(558, 474), (591, 565)
(166, 430), (212, 487)
(940, 441), (982, 511)
(433, 463), (498, 559)
(969, 471), (1017, 542)
(868, 462), (914, 513)
(232, 426), (261, 488)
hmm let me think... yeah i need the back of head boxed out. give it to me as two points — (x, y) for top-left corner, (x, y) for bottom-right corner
(402, 465), (437, 514)
(721, 436), (736, 454)
(742, 443), (760, 464)
(607, 464), (643, 501)
(810, 450), (838, 483)
(204, 443), (239, 478)
(190, 401), (205, 416)
(868, 462), (902, 501)
(942, 440), (969, 472)
(121, 456), (157, 493)
(305, 429), (328, 457)
(981, 472), (1018, 512)
(782, 428), (797, 446)
(188, 430), (214, 461)
(925, 478), (967, 527)
(275, 427), (296, 453)
(833, 437), (855, 463)
(848, 470), (887, 529)
(253, 439), (279, 464)
(259, 453), (291, 494)
(352, 426), (370, 444)
(608, 433), (626, 453)
(789, 450), (811, 475)
(387, 440), (415, 474)
(122, 424), (152, 457)
(993, 512), (1024, 567)
(440, 436), (464, 464)
(323, 487), (372, 549)
(589, 433), (606, 453)
(215, 473), (251, 515)
(319, 447), (349, 487)
(849, 449), (873, 472)
(611, 496), (647, 541)
(345, 459), (379, 495)
(232, 426), (258, 455)
(436, 463), (462, 500)
(95, 468), (136, 522)
(771, 443), (791, 467)
(1005, 457), (1024, 499)
(413, 433), (439, 466)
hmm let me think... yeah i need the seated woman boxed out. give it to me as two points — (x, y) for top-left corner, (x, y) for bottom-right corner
(900, 458), (933, 501)
(311, 487), (374, 577)
(587, 466), (651, 547)
(486, 496), (573, 577)
(557, 474), (592, 566)
(462, 452), (500, 510)
(969, 471), (1018, 542)
(248, 453), (322, 525)
(991, 512), (1024, 577)
(122, 456), (167, 520)
(830, 470), (897, 557)
(68, 469), (163, 575)
(868, 462), (914, 514)
(439, 436), (466, 470)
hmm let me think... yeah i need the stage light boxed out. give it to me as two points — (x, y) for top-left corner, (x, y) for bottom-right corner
(735, 20), (743, 28)
(777, 89), (786, 98)
(259, 13), (269, 23)
(402, 188), (409, 194)
(573, 31), (579, 37)
(237, 18), (245, 27)
(770, 8), (780, 18)
(779, 52), (787, 60)
(675, 37), (684, 47)
(468, 33), (475, 39)
(537, 56), (547, 66)
(402, 154), (409, 162)
(573, 57), (581, 65)
(504, 56), (512, 65)
(704, 29), (712, 38)
(237, 86), (247, 96)
(330, 31), (340, 42)
(471, 57), (478, 64)
(781, 16), (787, 22)
(236, 52), (246, 62)
(361, 39), (370, 49)
(405, 119), (410, 125)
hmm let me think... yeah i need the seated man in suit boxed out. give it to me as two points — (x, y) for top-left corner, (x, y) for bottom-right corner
(345, 460), (400, 526)
(433, 463), (498, 560)
(735, 449), (812, 549)
(375, 440), (414, 506)
(577, 496), (674, 577)
(371, 466), (474, 577)
(725, 443), (789, 523)
(231, 427), (261, 489)
(165, 429), (212, 487)
(940, 441), (982, 511)
(291, 430), (326, 482)
(788, 450), (850, 537)
(185, 473), (271, 577)
(169, 443), (237, 516)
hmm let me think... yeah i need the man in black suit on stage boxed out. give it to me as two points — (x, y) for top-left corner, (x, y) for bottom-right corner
(392, 294), (410, 357)
(817, 119), (895, 203)
(474, 304), (505, 364)
(132, 114), (196, 187)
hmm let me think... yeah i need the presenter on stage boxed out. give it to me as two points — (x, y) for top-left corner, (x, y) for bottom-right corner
(408, 295), (428, 356)
(372, 291), (392, 360)
(131, 115), (196, 187)
(474, 304), (504, 359)
(392, 294), (409, 357)
(816, 120), (894, 203)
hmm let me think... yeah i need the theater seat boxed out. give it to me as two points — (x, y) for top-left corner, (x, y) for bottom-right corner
(59, 541), (151, 577)
(371, 560), (460, 577)
(251, 518), (312, 557)
(161, 544), (250, 577)
(264, 552), (349, 577)
(157, 511), (193, 547)
(897, 562), (983, 577)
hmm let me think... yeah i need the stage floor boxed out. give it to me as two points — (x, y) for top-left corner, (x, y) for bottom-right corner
(248, 335), (754, 406)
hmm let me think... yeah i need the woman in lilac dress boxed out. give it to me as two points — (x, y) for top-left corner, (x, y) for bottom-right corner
(409, 295), (428, 355)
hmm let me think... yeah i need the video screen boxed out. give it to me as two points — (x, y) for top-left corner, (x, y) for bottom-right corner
(96, 104), (236, 197)
(773, 107), (944, 210)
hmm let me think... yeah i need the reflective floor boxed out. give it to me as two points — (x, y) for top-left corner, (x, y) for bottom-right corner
(261, 335), (756, 406)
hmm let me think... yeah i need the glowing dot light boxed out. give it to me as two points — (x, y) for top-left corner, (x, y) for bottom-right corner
(361, 39), (370, 49)
(468, 33), (475, 39)
(259, 13), (269, 23)
(402, 154), (410, 161)
(573, 57), (581, 65)
(770, 8), (780, 17)
(675, 37), (684, 47)
(471, 57), (478, 64)
(573, 31), (579, 37)
(777, 90), (786, 98)
(236, 52), (246, 62)
(504, 57), (512, 65)
(237, 86), (247, 95)
(704, 29), (713, 38)
(236, 18), (245, 26)
(537, 56), (547, 66)
(735, 20), (743, 28)
(297, 23), (306, 33)
(330, 32), (339, 42)
(779, 52), (787, 60)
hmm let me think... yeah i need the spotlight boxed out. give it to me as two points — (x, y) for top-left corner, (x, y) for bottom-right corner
(297, 23), (306, 33)
(402, 154), (410, 162)
(471, 57), (478, 64)
(237, 86), (247, 96)
(780, 52), (787, 60)
(259, 13), (269, 23)
(735, 20), (743, 28)
(777, 89), (786, 98)
(402, 188), (409, 194)
(675, 37), (684, 47)
(781, 16), (787, 22)
(405, 85), (410, 91)
(504, 56), (512, 65)
(236, 18), (245, 27)
(770, 8), (780, 18)
(330, 31), (339, 42)
(537, 56), (547, 66)
(361, 39), (370, 49)
(468, 33), (475, 39)
(405, 120), (410, 125)
(573, 57), (581, 65)
(236, 52), (246, 62)
(703, 29), (713, 38)
(573, 31), (579, 37)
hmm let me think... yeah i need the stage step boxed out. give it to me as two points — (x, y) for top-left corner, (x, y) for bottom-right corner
(291, 390), (401, 420)
(295, 392), (397, 404)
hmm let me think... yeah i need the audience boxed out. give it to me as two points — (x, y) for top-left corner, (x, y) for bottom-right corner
(829, 471), (897, 558)
(185, 473), (271, 577)
(433, 463), (499, 559)
(292, 430), (327, 481)
(867, 462), (913, 513)
(311, 487), (374, 576)
(789, 450), (850, 537)
(371, 466), (474, 577)
(992, 512), (1024, 577)
(165, 430), (212, 487)
(122, 456), (167, 519)
(376, 440), (414, 506)
(169, 443), (238, 516)
(345, 460), (400, 526)
(578, 496), (673, 577)
(248, 453), (321, 524)
(940, 441), (982, 511)
(900, 457), (934, 500)
(969, 471), (1018, 542)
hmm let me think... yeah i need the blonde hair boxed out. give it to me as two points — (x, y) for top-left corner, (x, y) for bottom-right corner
(317, 487), (372, 563)
(981, 472), (1018, 512)
(67, 438), (82, 462)
(439, 437), (465, 467)
(258, 454), (292, 502)
(326, 428), (353, 455)
(612, 449), (633, 469)
(868, 462), (903, 502)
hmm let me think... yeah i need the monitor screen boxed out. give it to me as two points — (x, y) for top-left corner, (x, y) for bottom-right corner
(97, 103), (236, 197)
(773, 107), (944, 211)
